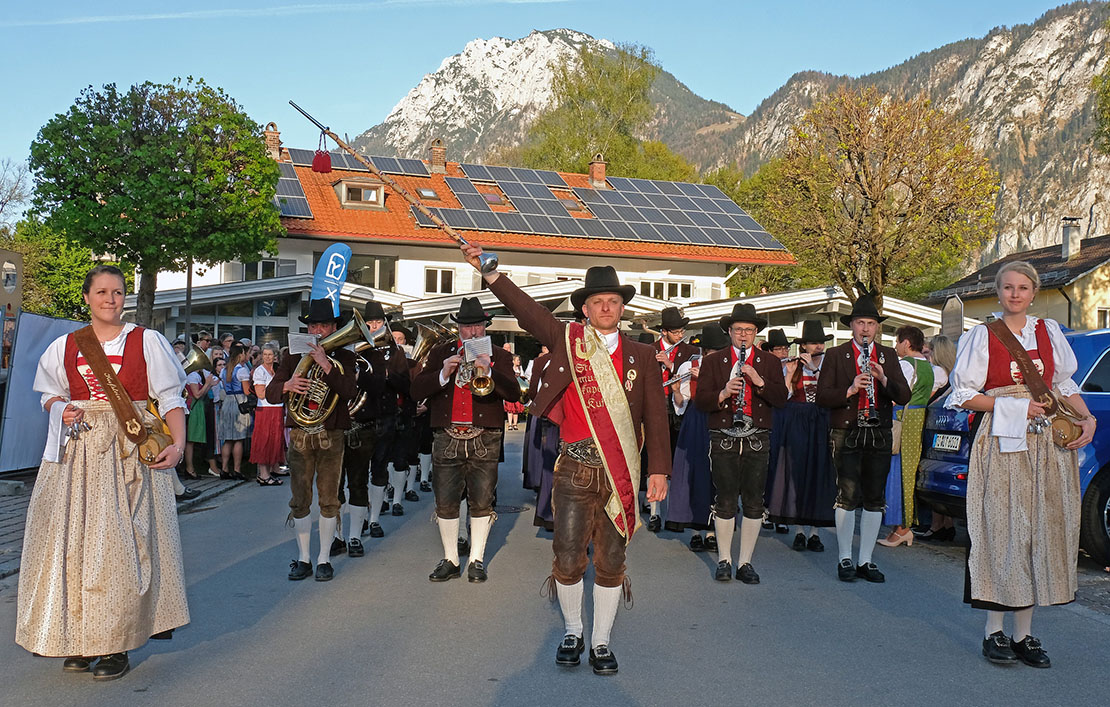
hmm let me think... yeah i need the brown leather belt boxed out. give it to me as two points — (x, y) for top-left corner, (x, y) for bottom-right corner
(559, 438), (603, 467)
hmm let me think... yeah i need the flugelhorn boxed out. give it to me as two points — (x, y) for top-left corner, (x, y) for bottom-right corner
(287, 309), (376, 433)
(348, 323), (396, 416)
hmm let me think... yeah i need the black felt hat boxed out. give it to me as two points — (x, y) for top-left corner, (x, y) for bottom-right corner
(839, 288), (887, 327)
(298, 298), (343, 325)
(794, 319), (834, 345)
(637, 332), (655, 344)
(760, 328), (790, 351)
(699, 324), (730, 351)
(718, 302), (767, 332)
(570, 266), (636, 310)
(363, 300), (391, 322)
(660, 306), (689, 330)
(450, 297), (493, 326)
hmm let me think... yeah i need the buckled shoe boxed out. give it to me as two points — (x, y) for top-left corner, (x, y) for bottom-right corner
(329, 537), (347, 557)
(807, 534), (825, 552)
(837, 558), (856, 582)
(1011, 635), (1051, 668)
(405, 490), (420, 502)
(555, 634), (585, 667)
(855, 562), (885, 583)
(714, 560), (733, 582)
(689, 534), (705, 552)
(467, 560), (488, 583)
(736, 562), (760, 584)
(368, 522), (384, 538)
(589, 645), (619, 675)
(347, 538), (365, 558)
(429, 559), (461, 582)
(62, 657), (91, 673)
(288, 560), (312, 581)
(92, 652), (129, 681)
(982, 631), (1018, 665)
(647, 515), (661, 532)
(315, 562), (334, 582)
(792, 533), (807, 551)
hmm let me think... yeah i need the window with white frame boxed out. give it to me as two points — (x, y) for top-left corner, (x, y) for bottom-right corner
(1099, 308), (1110, 329)
(640, 280), (692, 300)
(425, 267), (454, 295)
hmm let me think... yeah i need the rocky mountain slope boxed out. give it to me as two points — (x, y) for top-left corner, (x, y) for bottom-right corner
(355, 4), (1110, 261)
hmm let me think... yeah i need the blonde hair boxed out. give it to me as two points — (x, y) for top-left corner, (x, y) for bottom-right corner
(994, 260), (1040, 293)
(929, 335), (957, 375)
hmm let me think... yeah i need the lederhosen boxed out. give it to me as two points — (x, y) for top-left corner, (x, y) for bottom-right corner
(709, 346), (771, 521)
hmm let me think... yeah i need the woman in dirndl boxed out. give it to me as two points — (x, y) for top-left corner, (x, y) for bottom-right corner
(18, 265), (190, 680)
(947, 260), (1095, 668)
(217, 343), (252, 479)
(249, 343), (285, 485)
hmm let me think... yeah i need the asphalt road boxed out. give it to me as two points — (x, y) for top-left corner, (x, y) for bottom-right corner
(0, 429), (1107, 706)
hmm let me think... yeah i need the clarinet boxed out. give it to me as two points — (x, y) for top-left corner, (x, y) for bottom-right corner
(725, 343), (756, 437)
(858, 336), (881, 427)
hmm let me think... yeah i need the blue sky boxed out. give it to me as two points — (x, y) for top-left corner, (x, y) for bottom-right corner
(0, 0), (1072, 166)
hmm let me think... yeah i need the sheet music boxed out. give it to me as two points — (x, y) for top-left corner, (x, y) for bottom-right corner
(288, 333), (320, 355)
(462, 336), (492, 362)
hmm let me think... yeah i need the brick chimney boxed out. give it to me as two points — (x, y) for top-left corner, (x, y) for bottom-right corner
(1062, 217), (1082, 260)
(589, 153), (607, 189)
(263, 122), (282, 161)
(429, 138), (447, 174)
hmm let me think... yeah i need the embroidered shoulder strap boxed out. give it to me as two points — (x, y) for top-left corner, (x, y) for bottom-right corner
(72, 326), (149, 445)
(985, 319), (1057, 415)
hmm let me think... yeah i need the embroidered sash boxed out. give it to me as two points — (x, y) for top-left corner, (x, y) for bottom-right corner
(565, 322), (641, 542)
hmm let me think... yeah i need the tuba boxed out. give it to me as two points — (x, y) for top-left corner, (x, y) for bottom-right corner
(410, 321), (455, 364)
(182, 344), (214, 376)
(287, 309), (377, 433)
(347, 323), (397, 417)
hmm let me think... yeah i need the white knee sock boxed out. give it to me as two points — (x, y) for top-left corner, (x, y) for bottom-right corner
(293, 515), (312, 563)
(1013, 607), (1034, 641)
(419, 453), (431, 482)
(390, 467), (406, 505)
(804, 525), (813, 537)
(792, 524), (804, 537)
(650, 501), (659, 516)
(470, 515), (493, 563)
(369, 484), (385, 524)
(738, 517), (761, 565)
(348, 505), (367, 542)
(317, 515), (337, 565)
(406, 467), (417, 493)
(714, 516), (736, 564)
(337, 503), (348, 540)
(857, 510), (883, 565)
(985, 611), (1005, 638)
(556, 579), (584, 637)
(172, 473), (185, 495)
(459, 498), (470, 540)
(591, 584), (622, 649)
(835, 507), (855, 561)
(437, 516), (460, 565)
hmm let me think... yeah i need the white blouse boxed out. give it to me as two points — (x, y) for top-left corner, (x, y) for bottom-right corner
(252, 365), (281, 408)
(34, 323), (188, 414)
(945, 315), (1079, 453)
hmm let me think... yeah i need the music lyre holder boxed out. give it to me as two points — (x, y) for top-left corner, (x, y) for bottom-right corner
(288, 100), (499, 275)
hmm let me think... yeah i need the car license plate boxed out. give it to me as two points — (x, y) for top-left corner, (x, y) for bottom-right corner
(934, 433), (961, 452)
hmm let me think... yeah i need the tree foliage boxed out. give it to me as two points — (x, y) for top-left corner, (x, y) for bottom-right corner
(1095, 20), (1110, 156)
(753, 86), (998, 306)
(0, 159), (30, 226)
(518, 43), (696, 180)
(0, 218), (133, 320)
(29, 78), (284, 325)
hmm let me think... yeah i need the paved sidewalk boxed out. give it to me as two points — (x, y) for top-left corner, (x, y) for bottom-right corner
(0, 469), (249, 580)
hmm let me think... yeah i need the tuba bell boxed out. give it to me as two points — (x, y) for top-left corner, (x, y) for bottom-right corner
(347, 323), (397, 416)
(181, 344), (214, 376)
(286, 309), (377, 433)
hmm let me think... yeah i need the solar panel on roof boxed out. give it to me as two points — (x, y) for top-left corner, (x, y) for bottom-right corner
(523, 213), (556, 235)
(698, 184), (729, 199)
(675, 182), (703, 197)
(573, 188), (604, 204)
(655, 181), (683, 196)
(726, 229), (761, 249)
(601, 220), (637, 240)
(646, 193), (677, 210)
(277, 162), (298, 178)
(372, 156), (401, 174)
(512, 168), (542, 184)
(579, 219), (613, 239)
(461, 163), (494, 182)
(614, 205), (644, 222)
(637, 207), (666, 224)
(524, 183), (555, 200)
(457, 193), (491, 211)
(687, 211), (717, 228)
(735, 214), (764, 231)
(410, 205), (435, 227)
(497, 211), (531, 233)
(535, 170), (567, 187)
(750, 232), (785, 250)
(287, 148), (314, 166)
(596, 190), (630, 206)
(708, 213), (735, 228)
(488, 165), (516, 182)
(500, 181), (530, 199)
(606, 176), (635, 191)
(692, 197), (722, 212)
(512, 197), (544, 215)
(652, 222), (686, 243)
(662, 210), (695, 227)
(700, 228), (733, 247)
(716, 200), (744, 215)
(539, 200), (567, 217)
(587, 202), (620, 220)
(276, 179), (304, 197)
(445, 177), (479, 194)
(469, 210), (504, 232)
(630, 222), (664, 241)
(441, 208), (476, 230)
(667, 194), (696, 211)
(396, 158), (429, 176)
(624, 192), (652, 208)
(679, 225), (712, 245)
(629, 178), (662, 194)
(275, 196), (312, 218)
(549, 216), (586, 237)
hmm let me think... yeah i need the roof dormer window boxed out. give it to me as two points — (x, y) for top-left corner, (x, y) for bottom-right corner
(335, 178), (386, 210)
(347, 185), (379, 204)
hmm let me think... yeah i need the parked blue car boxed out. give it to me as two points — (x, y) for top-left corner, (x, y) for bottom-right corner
(916, 328), (1110, 566)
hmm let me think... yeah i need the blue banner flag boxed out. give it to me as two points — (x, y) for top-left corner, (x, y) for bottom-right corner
(311, 244), (351, 317)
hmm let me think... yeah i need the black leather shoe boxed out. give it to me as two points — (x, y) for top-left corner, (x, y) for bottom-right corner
(63, 657), (91, 673)
(391, 503), (404, 516)
(807, 535), (825, 552)
(982, 631), (1019, 665)
(736, 562), (760, 584)
(368, 522), (384, 538)
(792, 533), (807, 551)
(775, 524), (789, 534)
(714, 560), (733, 581)
(837, 558), (857, 582)
(704, 535), (718, 552)
(589, 645), (619, 675)
(689, 534), (705, 552)
(663, 520), (683, 532)
(1011, 635), (1051, 668)
(329, 537), (347, 557)
(361, 519), (369, 536)
(855, 562), (885, 583)
(288, 560), (312, 581)
(555, 634), (585, 667)
(347, 538), (365, 558)
(467, 560), (488, 583)
(405, 490), (420, 502)
(381, 499), (390, 514)
(175, 487), (201, 501)
(761, 518), (774, 530)
(647, 515), (661, 532)
(420, 481), (432, 492)
(315, 562), (334, 581)
(92, 652), (129, 681)
(429, 559), (461, 582)
(458, 538), (471, 557)
(150, 629), (174, 640)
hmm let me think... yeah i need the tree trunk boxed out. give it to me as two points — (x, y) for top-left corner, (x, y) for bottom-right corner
(184, 256), (193, 342)
(135, 269), (158, 328)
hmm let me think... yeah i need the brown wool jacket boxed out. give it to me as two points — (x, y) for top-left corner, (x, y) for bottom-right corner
(487, 274), (672, 479)
(815, 340), (912, 429)
(694, 346), (788, 429)
(265, 347), (358, 430)
(410, 342), (519, 429)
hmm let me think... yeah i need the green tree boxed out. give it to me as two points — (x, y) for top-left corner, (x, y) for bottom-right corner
(29, 78), (284, 325)
(1094, 20), (1110, 156)
(756, 86), (997, 306)
(0, 218), (132, 320)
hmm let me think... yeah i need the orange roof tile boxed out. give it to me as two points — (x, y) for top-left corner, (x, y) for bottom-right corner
(281, 160), (796, 266)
